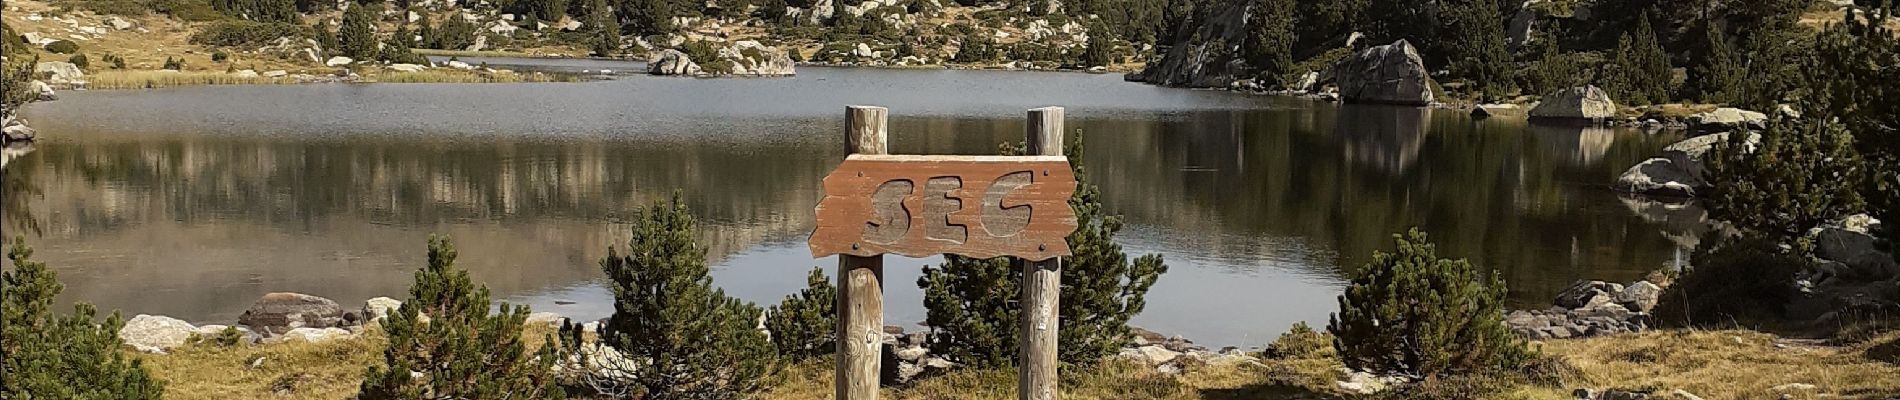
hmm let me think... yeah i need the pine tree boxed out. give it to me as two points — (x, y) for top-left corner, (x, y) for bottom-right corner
(415, 17), (436, 49)
(587, 0), (620, 57)
(1520, 31), (1581, 97)
(1690, 24), (1744, 105)
(1605, 14), (1673, 105)
(1081, 28), (1115, 68)
(359, 237), (566, 399)
(1703, 117), (1865, 249)
(1441, 0), (1514, 101)
(1328, 229), (1532, 378)
(625, 0), (675, 35)
(2, 237), (166, 399)
(559, 194), (774, 399)
(1243, 0), (1296, 87)
(339, 5), (378, 60)
(314, 19), (340, 54)
(918, 136), (1169, 368)
(763, 267), (837, 360)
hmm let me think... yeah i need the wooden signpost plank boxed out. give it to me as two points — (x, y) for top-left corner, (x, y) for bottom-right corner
(818, 105), (1076, 400)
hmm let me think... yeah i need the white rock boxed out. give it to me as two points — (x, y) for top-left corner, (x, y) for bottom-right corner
(120, 315), (198, 354)
(234, 69), (259, 78)
(325, 56), (354, 66)
(363, 297), (402, 320)
(281, 327), (353, 343)
(526, 312), (567, 327)
(387, 63), (427, 72)
(263, 70), (289, 77)
(447, 60), (474, 69)
(106, 17), (134, 30)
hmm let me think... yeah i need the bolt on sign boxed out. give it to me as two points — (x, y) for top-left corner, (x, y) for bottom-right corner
(809, 154), (1080, 261)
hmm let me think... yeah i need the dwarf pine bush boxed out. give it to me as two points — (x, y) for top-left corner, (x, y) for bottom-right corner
(919, 136), (1168, 368)
(1328, 229), (1531, 378)
(765, 267), (837, 360)
(359, 236), (566, 399)
(2, 237), (165, 399)
(1652, 235), (1807, 327)
(559, 195), (775, 399)
(1704, 117), (1865, 248)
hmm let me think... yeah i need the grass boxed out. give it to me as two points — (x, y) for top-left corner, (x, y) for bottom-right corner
(135, 326), (1900, 399)
(371, 69), (579, 83)
(83, 70), (288, 89)
(413, 48), (583, 58)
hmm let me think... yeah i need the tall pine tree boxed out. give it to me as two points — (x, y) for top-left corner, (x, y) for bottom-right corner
(338, 5), (377, 60)
(1441, 0), (1514, 101)
(1690, 23), (1744, 104)
(359, 237), (566, 399)
(1244, 0), (1297, 87)
(1605, 13), (1674, 105)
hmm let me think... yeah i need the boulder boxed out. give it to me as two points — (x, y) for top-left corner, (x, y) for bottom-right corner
(238, 292), (347, 336)
(325, 56), (354, 66)
(1472, 103), (1522, 119)
(1290, 71), (1319, 92)
(1812, 224), (1898, 280)
(1132, 0), (1249, 88)
(263, 70), (289, 78)
(362, 297), (402, 321)
(387, 63), (427, 72)
(2, 116), (35, 143)
(1690, 107), (1767, 132)
(120, 314), (198, 353)
(1530, 86), (1617, 121)
(233, 69), (259, 78)
(1617, 281), (1663, 312)
(279, 327), (352, 343)
(106, 16), (134, 30)
(1614, 158), (1701, 197)
(465, 34), (487, 52)
(1123, 345), (1181, 364)
(648, 49), (702, 76)
(717, 41), (797, 76)
(33, 61), (84, 83)
(1332, 39), (1435, 106)
(1555, 280), (1618, 309)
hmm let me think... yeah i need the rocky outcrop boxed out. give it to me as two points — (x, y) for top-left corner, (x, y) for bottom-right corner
(1530, 86), (1617, 121)
(1131, 0), (1249, 88)
(879, 326), (953, 385)
(29, 80), (56, 101)
(120, 314), (200, 353)
(1613, 132), (1759, 197)
(1689, 107), (1767, 132)
(33, 61), (85, 87)
(1331, 40), (1434, 106)
(648, 49), (703, 76)
(2, 116), (36, 144)
(237, 292), (348, 336)
(1508, 279), (1664, 340)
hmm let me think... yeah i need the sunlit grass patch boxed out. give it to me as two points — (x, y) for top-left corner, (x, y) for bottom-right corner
(135, 330), (385, 400)
(1544, 329), (1900, 399)
(372, 69), (579, 83)
(84, 70), (287, 89)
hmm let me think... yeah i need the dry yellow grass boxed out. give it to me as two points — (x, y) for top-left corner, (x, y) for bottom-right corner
(134, 327), (1900, 399)
(83, 70), (288, 89)
(372, 69), (577, 84)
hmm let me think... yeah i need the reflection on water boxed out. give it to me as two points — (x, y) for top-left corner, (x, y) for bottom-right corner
(4, 66), (1691, 346)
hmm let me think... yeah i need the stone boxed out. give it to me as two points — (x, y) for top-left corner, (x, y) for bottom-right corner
(716, 41), (796, 76)
(280, 327), (352, 343)
(1617, 281), (1663, 312)
(234, 69), (259, 78)
(1336, 369), (1403, 395)
(1812, 225), (1899, 280)
(1671, 389), (1706, 400)
(1615, 158), (1702, 197)
(1602, 389), (1650, 400)
(466, 34), (487, 52)
(1555, 280), (1615, 309)
(263, 70), (289, 77)
(106, 16), (134, 30)
(120, 314), (198, 353)
(325, 56), (354, 66)
(1290, 71), (1319, 92)
(300, 48), (322, 64)
(446, 60), (474, 70)
(33, 61), (84, 83)
(28, 80), (55, 101)
(387, 63), (427, 72)
(362, 297), (402, 320)
(1690, 107), (1768, 132)
(238, 292), (347, 336)
(1531, 86), (1617, 121)
(1332, 39), (1435, 106)
(3, 116), (37, 143)
(648, 49), (702, 76)
(526, 312), (567, 327)
(1472, 103), (1521, 119)
(1575, 388), (1597, 399)
(1770, 383), (1816, 392)
(1132, 0), (1249, 88)
(1127, 345), (1181, 364)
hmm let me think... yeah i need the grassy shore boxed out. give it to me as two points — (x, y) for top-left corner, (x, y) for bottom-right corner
(133, 328), (1900, 400)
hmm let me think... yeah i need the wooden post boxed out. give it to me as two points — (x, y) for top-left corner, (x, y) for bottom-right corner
(1019, 107), (1063, 400)
(837, 105), (888, 400)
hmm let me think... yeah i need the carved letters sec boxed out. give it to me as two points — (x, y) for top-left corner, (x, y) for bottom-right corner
(810, 155), (1078, 261)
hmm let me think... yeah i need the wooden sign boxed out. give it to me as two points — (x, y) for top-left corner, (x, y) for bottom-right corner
(810, 154), (1078, 261)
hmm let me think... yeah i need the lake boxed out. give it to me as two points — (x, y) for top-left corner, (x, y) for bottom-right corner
(3, 62), (1696, 347)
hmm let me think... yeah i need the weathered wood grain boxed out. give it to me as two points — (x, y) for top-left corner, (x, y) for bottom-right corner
(837, 105), (887, 400)
(1019, 106), (1063, 400)
(810, 155), (1078, 261)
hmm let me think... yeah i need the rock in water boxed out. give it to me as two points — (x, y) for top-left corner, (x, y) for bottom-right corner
(718, 41), (797, 76)
(1615, 158), (1703, 197)
(1331, 39), (1435, 106)
(325, 56), (353, 67)
(2, 116), (36, 144)
(238, 292), (346, 336)
(648, 49), (703, 76)
(1690, 107), (1767, 132)
(29, 80), (56, 101)
(1530, 86), (1617, 121)
(120, 314), (198, 353)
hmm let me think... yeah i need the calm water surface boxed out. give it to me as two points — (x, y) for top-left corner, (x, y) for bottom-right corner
(4, 64), (1694, 346)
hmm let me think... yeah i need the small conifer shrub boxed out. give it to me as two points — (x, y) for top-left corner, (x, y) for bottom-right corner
(765, 266), (837, 360)
(1328, 229), (1532, 378)
(2, 237), (166, 399)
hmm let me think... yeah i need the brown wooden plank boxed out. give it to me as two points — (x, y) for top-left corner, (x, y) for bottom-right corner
(810, 155), (1078, 261)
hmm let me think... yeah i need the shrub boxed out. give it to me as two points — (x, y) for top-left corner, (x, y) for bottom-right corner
(2, 56), (35, 116)
(102, 53), (128, 69)
(2, 237), (166, 399)
(210, 0), (298, 22)
(1265, 321), (1333, 360)
(1328, 229), (1532, 378)
(764, 267), (837, 360)
(1519, 33), (1585, 96)
(2, 22), (29, 56)
(190, 20), (307, 47)
(44, 40), (79, 54)
(338, 5), (377, 60)
(151, 0), (225, 21)
(919, 136), (1168, 368)
(1652, 236), (1806, 327)
(61, 0), (150, 16)
(558, 195), (775, 399)
(1703, 117), (1865, 247)
(68, 53), (89, 69)
(162, 56), (186, 70)
(359, 237), (566, 399)
(211, 50), (230, 63)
